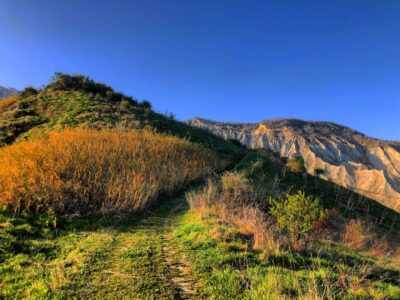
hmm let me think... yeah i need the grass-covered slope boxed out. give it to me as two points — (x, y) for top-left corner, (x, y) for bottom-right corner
(178, 151), (400, 299)
(1, 73), (399, 299)
(236, 150), (400, 231)
(0, 73), (240, 158)
(0, 129), (227, 215)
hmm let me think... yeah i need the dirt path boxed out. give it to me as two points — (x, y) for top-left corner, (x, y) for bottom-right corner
(161, 200), (198, 299)
(63, 193), (199, 299)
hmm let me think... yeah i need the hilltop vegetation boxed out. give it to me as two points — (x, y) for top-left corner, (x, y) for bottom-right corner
(0, 73), (240, 158)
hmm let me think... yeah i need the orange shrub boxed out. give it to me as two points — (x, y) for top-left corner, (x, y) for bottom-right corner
(0, 129), (226, 215)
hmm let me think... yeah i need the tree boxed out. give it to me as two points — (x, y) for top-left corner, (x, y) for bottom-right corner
(269, 191), (325, 250)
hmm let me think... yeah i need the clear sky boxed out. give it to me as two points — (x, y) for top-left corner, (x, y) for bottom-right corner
(1, 1), (399, 140)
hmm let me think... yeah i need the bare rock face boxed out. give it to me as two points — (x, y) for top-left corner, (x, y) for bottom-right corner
(0, 86), (18, 99)
(189, 118), (400, 212)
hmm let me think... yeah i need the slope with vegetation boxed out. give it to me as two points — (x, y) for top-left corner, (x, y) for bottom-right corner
(0, 73), (399, 299)
(177, 151), (400, 299)
(0, 129), (226, 215)
(189, 117), (400, 212)
(0, 73), (240, 158)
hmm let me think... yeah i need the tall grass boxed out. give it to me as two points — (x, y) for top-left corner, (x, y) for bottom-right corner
(0, 95), (19, 113)
(187, 172), (280, 253)
(0, 129), (226, 215)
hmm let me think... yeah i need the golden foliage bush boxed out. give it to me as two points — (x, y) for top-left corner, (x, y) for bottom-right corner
(0, 129), (225, 214)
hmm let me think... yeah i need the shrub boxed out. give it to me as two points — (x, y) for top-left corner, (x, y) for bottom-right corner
(285, 157), (306, 173)
(141, 100), (152, 109)
(220, 172), (256, 206)
(342, 219), (372, 250)
(187, 173), (279, 253)
(229, 139), (245, 148)
(314, 168), (325, 176)
(20, 86), (38, 98)
(0, 129), (225, 215)
(269, 191), (325, 250)
(45, 73), (139, 105)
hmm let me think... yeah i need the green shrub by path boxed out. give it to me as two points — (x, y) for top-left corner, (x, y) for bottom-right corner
(269, 191), (325, 250)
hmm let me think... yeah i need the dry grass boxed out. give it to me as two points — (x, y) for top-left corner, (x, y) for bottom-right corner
(0, 95), (19, 113)
(0, 128), (226, 215)
(187, 172), (281, 254)
(342, 219), (372, 250)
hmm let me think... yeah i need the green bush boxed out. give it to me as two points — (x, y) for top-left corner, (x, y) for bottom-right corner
(20, 86), (38, 98)
(269, 191), (325, 250)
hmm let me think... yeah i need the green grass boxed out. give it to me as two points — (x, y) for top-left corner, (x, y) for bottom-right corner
(235, 150), (400, 232)
(0, 196), (190, 299)
(0, 89), (241, 159)
(1, 151), (399, 299)
(173, 211), (400, 299)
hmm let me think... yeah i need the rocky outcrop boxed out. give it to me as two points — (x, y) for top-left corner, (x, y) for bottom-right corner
(189, 118), (400, 212)
(0, 86), (18, 99)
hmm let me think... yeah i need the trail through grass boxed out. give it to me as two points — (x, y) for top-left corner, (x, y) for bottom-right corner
(0, 193), (198, 299)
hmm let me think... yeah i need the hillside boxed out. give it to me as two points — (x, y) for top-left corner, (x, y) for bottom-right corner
(0, 74), (239, 158)
(189, 118), (400, 212)
(0, 86), (18, 99)
(0, 74), (399, 299)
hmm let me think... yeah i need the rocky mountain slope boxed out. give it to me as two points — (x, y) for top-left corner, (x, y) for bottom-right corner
(0, 86), (18, 99)
(189, 118), (400, 212)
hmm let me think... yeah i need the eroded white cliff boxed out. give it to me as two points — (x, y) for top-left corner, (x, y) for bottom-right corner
(189, 118), (400, 212)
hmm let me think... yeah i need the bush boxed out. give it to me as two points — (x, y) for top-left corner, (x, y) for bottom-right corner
(141, 100), (152, 109)
(315, 168), (325, 176)
(187, 173), (278, 252)
(46, 73), (140, 105)
(0, 129), (225, 215)
(20, 86), (38, 98)
(269, 191), (325, 250)
(285, 157), (306, 173)
(342, 219), (372, 250)
(229, 139), (245, 148)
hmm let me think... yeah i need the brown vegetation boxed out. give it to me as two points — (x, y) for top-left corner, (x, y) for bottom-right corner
(0, 128), (226, 215)
(0, 95), (19, 113)
(187, 173), (281, 254)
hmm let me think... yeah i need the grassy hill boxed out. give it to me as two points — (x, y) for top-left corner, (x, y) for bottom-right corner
(0, 73), (240, 158)
(0, 73), (399, 299)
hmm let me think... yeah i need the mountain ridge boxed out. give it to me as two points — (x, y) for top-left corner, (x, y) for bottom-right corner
(189, 117), (400, 212)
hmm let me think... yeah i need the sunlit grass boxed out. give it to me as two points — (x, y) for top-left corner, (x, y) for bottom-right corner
(0, 95), (19, 113)
(0, 128), (226, 215)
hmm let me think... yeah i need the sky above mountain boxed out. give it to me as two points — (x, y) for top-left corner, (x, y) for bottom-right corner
(0, 0), (399, 140)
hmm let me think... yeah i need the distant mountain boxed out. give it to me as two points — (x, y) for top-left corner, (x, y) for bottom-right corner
(189, 118), (400, 212)
(0, 86), (18, 99)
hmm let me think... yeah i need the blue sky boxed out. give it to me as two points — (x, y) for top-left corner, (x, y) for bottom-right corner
(0, 1), (399, 140)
